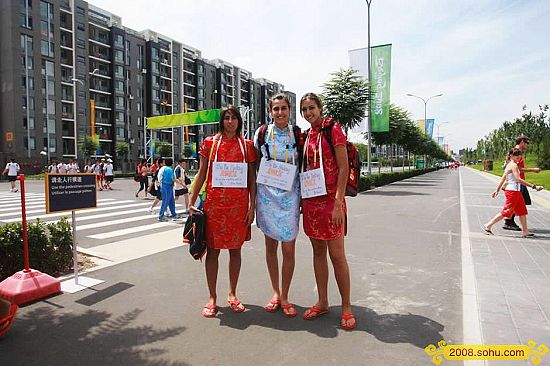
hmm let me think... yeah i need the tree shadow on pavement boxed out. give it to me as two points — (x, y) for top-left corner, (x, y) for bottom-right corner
(362, 191), (431, 196)
(217, 304), (444, 348)
(0, 306), (187, 366)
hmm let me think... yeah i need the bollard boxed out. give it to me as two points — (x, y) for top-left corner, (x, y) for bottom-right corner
(0, 174), (61, 305)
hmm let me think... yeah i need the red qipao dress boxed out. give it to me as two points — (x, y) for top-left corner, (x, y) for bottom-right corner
(302, 120), (347, 240)
(199, 135), (257, 249)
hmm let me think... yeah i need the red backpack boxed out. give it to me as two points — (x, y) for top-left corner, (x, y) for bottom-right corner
(307, 118), (361, 197)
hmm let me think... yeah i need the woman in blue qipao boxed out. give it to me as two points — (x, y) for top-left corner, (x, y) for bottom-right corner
(254, 93), (302, 317)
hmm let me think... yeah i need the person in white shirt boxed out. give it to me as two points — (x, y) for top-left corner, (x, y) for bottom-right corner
(104, 158), (114, 190)
(174, 158), (190, 214)
(47, 161), (58, 174)
(3, 158), (20, 192)
(67, 159), (79, 174)
(57, 161), (67, 174)
(83, 160), (92, 173)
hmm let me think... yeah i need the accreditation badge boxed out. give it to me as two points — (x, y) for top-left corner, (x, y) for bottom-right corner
(211, 162), (248, 188)
(257, 158), (297, 191)
(299, 167), (327, 198)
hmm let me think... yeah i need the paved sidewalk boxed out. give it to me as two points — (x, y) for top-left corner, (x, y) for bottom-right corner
(460, 167), (550, 365)
(1, 169), (464, 366)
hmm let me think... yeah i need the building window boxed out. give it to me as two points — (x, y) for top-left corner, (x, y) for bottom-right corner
(20, 0), (33, 29)
(116, 112), (124, 122)
(115, 80), (124, 92)
(115, 35), (124, 47)
(116, 96), (124, 108)
(115, 50), (124, 62)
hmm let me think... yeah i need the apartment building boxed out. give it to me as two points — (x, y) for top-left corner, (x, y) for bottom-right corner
(0, 0), (294, 171)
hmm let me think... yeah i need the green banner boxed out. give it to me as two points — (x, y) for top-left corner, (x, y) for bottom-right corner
(370, 44), (392, 132)
(146, 109), (221, 129)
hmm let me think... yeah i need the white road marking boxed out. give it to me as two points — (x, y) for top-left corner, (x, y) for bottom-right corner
(0, 200), (134, 218)
(87, 221), (181, 239)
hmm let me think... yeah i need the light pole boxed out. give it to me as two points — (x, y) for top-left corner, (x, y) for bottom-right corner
(365, 0), (373, 175)
(406, 93), (442, 168)
(239, 106), (252, 139)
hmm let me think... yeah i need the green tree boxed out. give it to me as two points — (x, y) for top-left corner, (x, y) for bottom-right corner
(115, 141), (129, 159)
(156, 141), (172, 158)
(78, 135), (99, 159)
(321, 68), (370, 135)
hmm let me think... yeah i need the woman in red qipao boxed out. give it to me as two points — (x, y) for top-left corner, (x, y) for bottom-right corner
(189, 106), (257, 318)
(299, 93), (356, 330)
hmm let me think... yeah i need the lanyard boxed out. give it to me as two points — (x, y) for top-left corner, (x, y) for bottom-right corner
(213, 135), (246, 163)
(269, 125), (293, 164)
(303, 131), (323, 172)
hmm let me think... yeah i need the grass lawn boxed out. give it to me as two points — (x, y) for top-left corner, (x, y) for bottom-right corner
(470, 156), (549, 189)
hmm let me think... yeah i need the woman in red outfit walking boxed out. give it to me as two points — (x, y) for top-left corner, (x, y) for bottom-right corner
(189, 106), (257, 318)
(299, 93), (355, 330)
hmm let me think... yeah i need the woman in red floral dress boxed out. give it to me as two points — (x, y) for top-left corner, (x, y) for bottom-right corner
(189, 106), (257, 318)
(299, 93), (356, 330)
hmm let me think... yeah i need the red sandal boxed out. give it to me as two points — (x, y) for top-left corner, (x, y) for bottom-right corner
(341, 313), (356, 330)
(264, 299), (281, 312)
(227, 299), (246, 313)
(302, 306), (329, 320)
(281, 303), (297, 317)
(201, 304), (218, 318)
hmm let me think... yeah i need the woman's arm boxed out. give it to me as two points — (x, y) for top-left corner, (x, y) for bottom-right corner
(492, 172), (507, 197)
(245, 161), (257, 225)
(512, 163), (539, 189)
(332, 145), (349, 225)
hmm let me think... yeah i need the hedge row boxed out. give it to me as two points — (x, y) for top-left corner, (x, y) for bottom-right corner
(0, 218), (73, 281)
(359, 168), (438, 192)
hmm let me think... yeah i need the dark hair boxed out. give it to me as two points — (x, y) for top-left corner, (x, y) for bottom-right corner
(510, 148), (523, 157)
(165, 158), (173, 167)
(218, 105), (243, 135)
(268, 93), (291, 111)
(141, 158), (146, 164)
(299, 92), (323, 116)
(515, 135), (529, 145)
(178, 158), (185, 163)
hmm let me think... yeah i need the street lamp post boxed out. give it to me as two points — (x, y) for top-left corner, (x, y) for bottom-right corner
(406, 93), (442, 168)
(239, 106), (252, 139)
(365, 0), (373, 175)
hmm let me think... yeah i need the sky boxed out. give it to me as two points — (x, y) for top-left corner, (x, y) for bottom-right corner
(90, 0), (550, 152)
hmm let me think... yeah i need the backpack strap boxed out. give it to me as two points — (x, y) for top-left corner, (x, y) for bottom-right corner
(320, 118), (336, 156)
(257, 124), (271, 160)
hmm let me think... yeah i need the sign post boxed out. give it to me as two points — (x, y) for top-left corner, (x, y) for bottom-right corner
(45, 173), (104, 293)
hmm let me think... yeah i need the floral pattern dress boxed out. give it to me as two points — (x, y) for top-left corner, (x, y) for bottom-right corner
(254, 124), (301, 242)
(199, 135), (257, 249)
(302, 120), (347, 240)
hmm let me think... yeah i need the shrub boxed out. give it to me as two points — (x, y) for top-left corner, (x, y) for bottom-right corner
(0, 218), (73, 281)
(359, 168), (437, 192)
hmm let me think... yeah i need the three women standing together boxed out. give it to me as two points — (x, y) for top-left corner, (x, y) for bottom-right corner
(189, 93), (356, 330)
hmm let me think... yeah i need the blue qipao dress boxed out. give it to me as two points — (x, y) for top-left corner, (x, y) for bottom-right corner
(254, 124), (301, 242)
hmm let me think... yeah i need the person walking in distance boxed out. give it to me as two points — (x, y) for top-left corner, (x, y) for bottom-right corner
(484, 148), (543, 237)
(158, 158), (180, 222)
(174, 158), (190, 214)
(503, 135), (542, 231)
(3, 158), (20, 192)
(135, 158), (150, 199)
(104, 158), (114, 190)
(148, 158), (164, 214)
(47, 160), (58, 174)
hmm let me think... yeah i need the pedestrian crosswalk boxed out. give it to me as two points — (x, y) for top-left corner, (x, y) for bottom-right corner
(0, 191), (188, 247)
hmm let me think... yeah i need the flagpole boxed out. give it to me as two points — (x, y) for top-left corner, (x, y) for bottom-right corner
(366, 0), (373, 175)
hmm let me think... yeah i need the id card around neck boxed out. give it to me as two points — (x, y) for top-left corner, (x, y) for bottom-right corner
(257, 158), (297, 191)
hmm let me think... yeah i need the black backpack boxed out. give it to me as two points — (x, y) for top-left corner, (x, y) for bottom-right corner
(256, 124), (304, 169)
(305, 118), (361, 197)
(183, 210), (207, 260)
